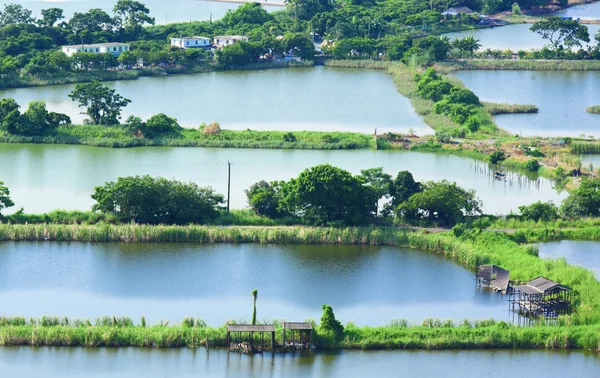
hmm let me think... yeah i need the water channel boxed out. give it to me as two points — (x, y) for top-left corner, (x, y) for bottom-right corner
(1, 347), (598, 378)
(539, 240), (600, 279)
(0, 242), (510, 325)
(0, 67), (430, 134)
(12, 0), (283, 24)
(0, 144), (565, 215)
(445, 23), (600, 51)
(453, 70), (600, 137)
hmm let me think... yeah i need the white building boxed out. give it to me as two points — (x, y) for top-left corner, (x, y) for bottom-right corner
(61, 42), (131, 57)
(213, 35), (249, 48)
(170, 36), (211, 49)
(441, 6), (474, 16)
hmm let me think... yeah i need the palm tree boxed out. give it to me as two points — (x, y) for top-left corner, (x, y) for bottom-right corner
(453, 36), (482, 58)
(251, 289), (258, 325)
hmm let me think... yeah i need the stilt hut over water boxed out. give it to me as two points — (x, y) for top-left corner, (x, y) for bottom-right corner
(510, 277), (573, 319)
(476, 265), (510, 293)
(283, 322), (313, 349)
(226, 324), (276, 352)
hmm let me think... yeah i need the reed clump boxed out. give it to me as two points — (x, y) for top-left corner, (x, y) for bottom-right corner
(570, 142), (600, 154)
(0, 316), (599, 350)
(484, 102), (539, 115)
(587, 105), (600, 114)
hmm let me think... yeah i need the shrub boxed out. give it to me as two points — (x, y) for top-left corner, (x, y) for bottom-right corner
(200, 122), (221, 135)
(283, 132), (297, 142)
(518, 201), (559, 222)
(489, 151), (506, 164)
(146, 113), (180, 134)
(525, 159), (540, 172)
(464, 116), (481, 132)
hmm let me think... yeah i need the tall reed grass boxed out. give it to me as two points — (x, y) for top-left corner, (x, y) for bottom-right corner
(571, 142), (600, 154)
(587, 105), (600, 114)
(439, 60), (600, 72)
(0, 316), (599, 350)
(484, 102), (539, 115)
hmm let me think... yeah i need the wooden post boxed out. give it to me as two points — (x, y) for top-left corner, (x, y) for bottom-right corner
(283, 327), (286, 346)
(226, 331), (230, 348)
(271, 331), (275, 350)
(227, 161), (231, 213)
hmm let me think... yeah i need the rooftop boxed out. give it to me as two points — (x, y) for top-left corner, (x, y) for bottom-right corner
(514, 276), (571, 295)
(214, 35), (248, 40)
(226, 324), (275, 332)
(283, 322), (313, 330)
(476, 265), (510, 291)
(443, 6), (473, 13)
(62, 42), (130, 49)
(171, 36), (211, 40)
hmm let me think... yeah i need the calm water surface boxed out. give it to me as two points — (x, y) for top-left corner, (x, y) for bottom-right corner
(0, 67), (431, 133)
(445, 24), (600, 51)
(453, 70), (600, 137)
(1, 348), (599, 378)
(0, 242), (510, 325)
(539, 240), (600, 279)
(555, 2), (600, 19)
(13, 0), (283, 24)
(0, 144), (565, 214)
(0, 67), (430, 134)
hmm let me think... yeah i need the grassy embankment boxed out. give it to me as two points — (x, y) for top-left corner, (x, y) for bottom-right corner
(1, 225), (600, 349)
(0, 61), (311, 90)
(0, 125), (373, 149)
(437, 60), (600, 72)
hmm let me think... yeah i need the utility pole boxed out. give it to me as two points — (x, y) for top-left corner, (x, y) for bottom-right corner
(227, 161), (231, 213)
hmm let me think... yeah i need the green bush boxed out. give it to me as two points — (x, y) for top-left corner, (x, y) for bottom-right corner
(489, 151), (506, 164)
(525, 159), (540, 172)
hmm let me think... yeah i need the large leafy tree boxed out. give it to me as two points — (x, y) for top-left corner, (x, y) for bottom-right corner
(69, 81), (131, 125)
(530, 17), (590, 51)
(285, 0), (337, 20)
(39, 8), (64, 27)
(452, 36), (481, 58)
(279, 164), (377, 225)
(113, 0), (154, 27)
(222, 2), (273, 28)
(0, 181), (15, 217)
(389, 170), (421, 210)
(359, 167), (392, 216)
(398, 180), (482, 226)
(245, 180), (282, 218)
(91, 175), (224, 224)
(561, 178), (600, 218)
(0, 3), (34, 27)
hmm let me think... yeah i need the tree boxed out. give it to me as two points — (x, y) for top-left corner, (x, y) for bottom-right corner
(389, 171), (421, 210)
(118, 50), (137, 66)
(113, 0), (154, 37)
(145, 113), (180, 134)
(0, 3), (34, 27)
(285, 0), (337, 20)
(215, 41), (258, 67)
(222, 2), (273, 27)
(279, 164), (377, 225)
(318, 304), (344, 343)
(251, 289), (258, 325)
(69, 81), (131, 125)
(282, 33), (316, 59)
(530, 17), (590, 51)
(91, 175), (224, 224)
(561, 178), (600, 218)
(398, 180), (482, 226)
(245, 180), (281, 218)
(40, 8), (64, 27)
(21, 100), (50, 135)
(0, 181), (15, 217)
(452, 36), (481, 58)
(518, 201), (559, 222)
(489, 151), (506, 164)
(359, 168), (392, 216)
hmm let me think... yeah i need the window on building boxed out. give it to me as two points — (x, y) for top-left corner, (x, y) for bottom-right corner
(96, 48), (99, 52)
(119, 47), (122, 51)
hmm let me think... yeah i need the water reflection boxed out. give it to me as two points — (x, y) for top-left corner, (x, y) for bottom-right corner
(0, 242), (510, 325)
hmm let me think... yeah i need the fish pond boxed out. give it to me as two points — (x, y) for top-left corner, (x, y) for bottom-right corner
(0, 144), (565, 215)
(0, 242), (510, 325)
(0, 347), (598, 378)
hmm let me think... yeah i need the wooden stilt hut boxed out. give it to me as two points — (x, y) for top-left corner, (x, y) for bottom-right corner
(509, 277), (573, 319)
(282, 322), (313, 349)
(476, 265), (510, 293)
(226, 324), (276, 353)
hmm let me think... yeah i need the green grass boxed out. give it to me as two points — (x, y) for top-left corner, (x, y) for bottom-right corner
(438, 60), (600, 72)
(0, 317), (599, 349)
(0, 126), (374, 150)
(484, 102), (539, 115)
(0, 70), (141, 89)
(570, 142), (600, 154)
(586, 105), (600, 114)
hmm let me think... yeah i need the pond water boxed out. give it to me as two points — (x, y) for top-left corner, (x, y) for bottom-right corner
(444, 24), (600, 51)
(0, 144), (565, 215)
(539, 240), (600, 279)
(453, 70), (600, 137)
(1, 347), (599, 378)
(555, 2), (600, 20)
(0, 67), (430, 134)
(0, 242), (510, 325)
(12, 0), (283, 24)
